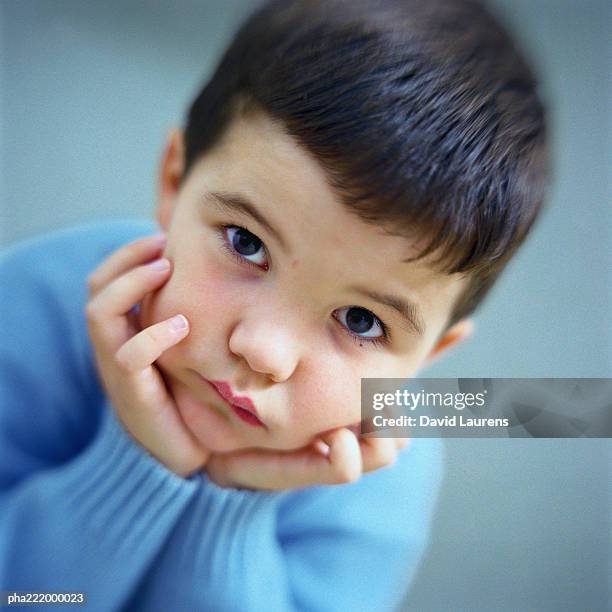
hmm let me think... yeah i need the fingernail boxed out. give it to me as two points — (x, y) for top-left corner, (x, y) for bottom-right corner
(313, 440), (330, 457)
(152, 232), (167, 245)
(149, 257), (170, 271)
(168, 314), (188, 332)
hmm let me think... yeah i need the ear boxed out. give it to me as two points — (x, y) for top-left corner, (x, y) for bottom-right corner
(156, 127), (185, 231)
(424, 318), (475, 366)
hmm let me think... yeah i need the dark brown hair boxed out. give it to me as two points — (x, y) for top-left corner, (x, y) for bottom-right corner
(182, 0), (550, 333)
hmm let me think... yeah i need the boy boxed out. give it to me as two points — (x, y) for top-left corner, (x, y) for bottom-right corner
(0, 0), (549, 610)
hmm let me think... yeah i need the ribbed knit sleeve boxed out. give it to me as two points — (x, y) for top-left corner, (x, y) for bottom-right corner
(122, 437), (444, 612)
(0, 403), (199, 611)
(120, 472), (288, 611)
(275, 437), (445, 611)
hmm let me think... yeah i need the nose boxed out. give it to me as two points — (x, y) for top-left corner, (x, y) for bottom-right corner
(228, 315), (300, 383)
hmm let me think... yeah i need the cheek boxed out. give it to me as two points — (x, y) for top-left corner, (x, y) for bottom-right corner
(293, 362), (363, 436)
(140, 252), (232, 326)
(139, 252), (249, 373)
(293, 353), (419, 439)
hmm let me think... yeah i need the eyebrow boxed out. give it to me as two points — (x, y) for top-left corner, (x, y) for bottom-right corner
(204, 189), (426, 337)
(204, 190), (290, 253)
(349, 286), (426, 337)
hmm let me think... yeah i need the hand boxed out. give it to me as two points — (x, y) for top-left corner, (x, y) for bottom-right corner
(204, 428), (410, 491)
(85, 233), (211, 478)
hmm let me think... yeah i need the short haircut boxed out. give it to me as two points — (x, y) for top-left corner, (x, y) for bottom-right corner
(181, 0), (550, 334)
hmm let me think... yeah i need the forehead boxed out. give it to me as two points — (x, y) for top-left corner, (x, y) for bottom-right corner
(192, 109), (339, 217)
(190, 110), (413, 256)
(185, 110), (468, 334)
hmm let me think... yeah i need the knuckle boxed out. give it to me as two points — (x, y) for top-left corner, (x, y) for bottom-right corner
(85, 301), (100, 323)
(141, 324), (163, 347)
(397, 439), (410, 453)
(379, 447), (397, 466)
(332, 464), (360, 484)
(137, 262), (168, 284)
(134, 234), (154, 248)
(379, 452), (398, 470)
(330, 472), (347, 485)
(114, 348), (136, 373)
(86, 273), (98, 291)
(127, 237), (145, 253)
(133, 325), (164, 360)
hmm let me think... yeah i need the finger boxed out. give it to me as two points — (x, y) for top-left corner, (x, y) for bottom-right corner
(208, 447), (332, 490)
(395, 437), (411, 450)
(87, 232), (167, 294)
(314, 435), (407, 469)
(86, 257), (171, 335)
(318, 427), (363, 482)
(305, 432), (409, 477)
(218, 429), (362, 491)
(359, 435), (402, 473)
(311, 438), (331, 457)
(115, 314), (189, 372)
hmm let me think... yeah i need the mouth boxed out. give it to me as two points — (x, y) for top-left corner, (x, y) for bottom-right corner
(195, 373), (266, 429)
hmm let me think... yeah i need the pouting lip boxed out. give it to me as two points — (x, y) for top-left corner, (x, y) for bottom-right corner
(200, 377), (264, 425)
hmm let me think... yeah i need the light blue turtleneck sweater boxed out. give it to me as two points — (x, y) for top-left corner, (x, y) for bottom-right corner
(0, 220), (444, 611)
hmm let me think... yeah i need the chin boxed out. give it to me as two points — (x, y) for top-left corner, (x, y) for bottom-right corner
(165, 371), (248, 453)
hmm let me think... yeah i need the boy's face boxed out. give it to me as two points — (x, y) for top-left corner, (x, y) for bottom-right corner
(139, 110), (473, 452)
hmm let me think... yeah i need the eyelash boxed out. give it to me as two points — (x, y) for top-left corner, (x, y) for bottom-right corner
(217, 223), (391, 349)
(217, 223), (270, 271)
(341, 316), (390, 350)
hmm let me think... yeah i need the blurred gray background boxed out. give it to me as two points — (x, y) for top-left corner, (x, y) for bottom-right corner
(1, 1), (610, 610)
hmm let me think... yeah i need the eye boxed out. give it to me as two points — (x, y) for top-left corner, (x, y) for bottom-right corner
(222, 225), (268, 269)
(334, 306), (389, 348)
